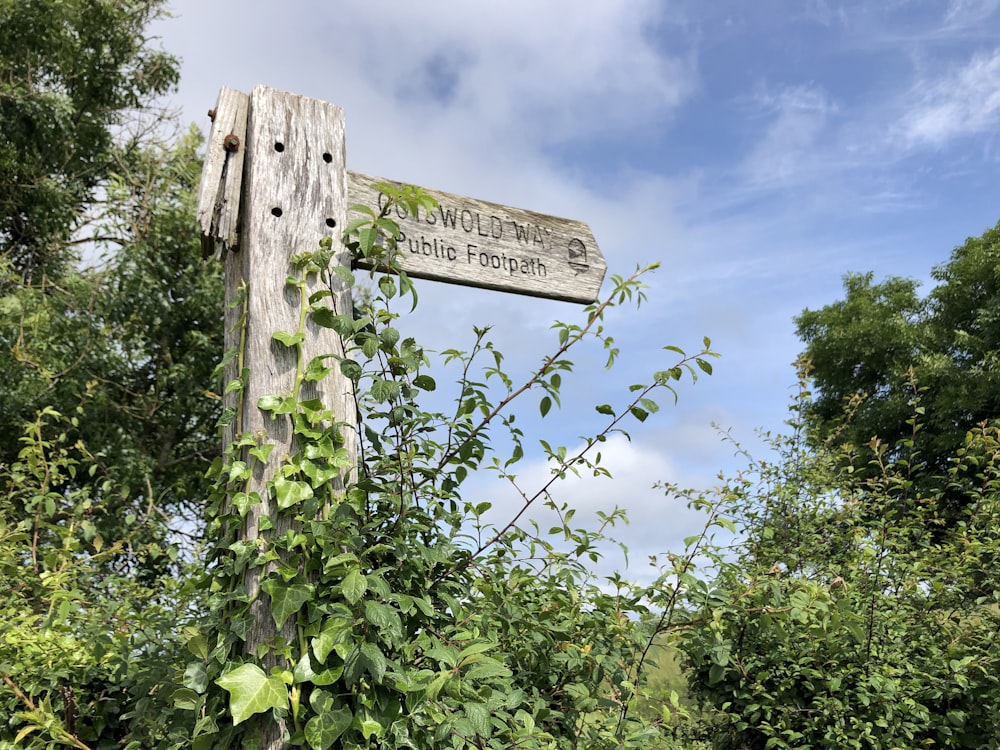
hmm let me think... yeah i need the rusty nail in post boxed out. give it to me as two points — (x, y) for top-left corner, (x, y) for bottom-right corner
(207, 108), (217, 121)
(223, 134), (240, 153)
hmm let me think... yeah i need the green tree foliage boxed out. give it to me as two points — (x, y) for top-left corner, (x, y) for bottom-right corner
(0, 130), (224, 577)
(0, 0), (179, 283)
(797, 220), (1000, 508)
(0, 407), (200, 749)
(680, 374), (1000, 749)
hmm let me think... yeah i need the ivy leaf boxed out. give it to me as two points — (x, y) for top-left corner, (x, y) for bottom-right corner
(304, 356), (333, 382)
(215, 663), (288, 725)
(261, 579), (313, 629)
(313, 615), (353, 663)
(342, 568), (367, 605)
(305, 705), (353, 750)
(293, 652), (344, 687)
(258, 394), (295, 415)
(183, 661), (209, 692)
(273, 475), (313, 510)
(309, 305), (336, 329)
(360, 716), (385, 741)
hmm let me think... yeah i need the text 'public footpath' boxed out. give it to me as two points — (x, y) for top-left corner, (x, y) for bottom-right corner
(380, 194), (552, 278)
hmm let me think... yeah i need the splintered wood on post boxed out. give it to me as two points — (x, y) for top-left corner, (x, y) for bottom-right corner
(196, 86), (249, 260)
(348, 171), (607, 304)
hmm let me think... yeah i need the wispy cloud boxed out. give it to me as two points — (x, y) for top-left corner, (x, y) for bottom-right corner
(894, 48), (1000, 149)
(741, 83), (840, 187)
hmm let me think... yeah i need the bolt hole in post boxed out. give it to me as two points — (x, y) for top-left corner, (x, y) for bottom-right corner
(326, 218), (336, 228)
(271, 207), (283, 218)
(274, 142), (285, 152)
(322, 152), (333, 163)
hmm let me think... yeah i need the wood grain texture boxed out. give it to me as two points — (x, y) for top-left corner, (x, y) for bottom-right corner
(349, 171), (607, 304)
(196, 86), (249, 260)
(224, 85), (356, 749)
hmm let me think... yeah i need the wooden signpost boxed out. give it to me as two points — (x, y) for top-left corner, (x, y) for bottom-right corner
(197, 84), (606, 747)
(348, 172), (605, 303)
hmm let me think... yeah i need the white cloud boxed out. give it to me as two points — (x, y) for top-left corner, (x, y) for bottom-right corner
(328, 0), (696, 144)
(470, 431), (728, 579)
(895, 48), (1000, 148)
(741, 83), (840, 187)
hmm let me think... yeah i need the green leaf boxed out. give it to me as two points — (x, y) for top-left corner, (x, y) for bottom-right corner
(305, 705), (353, 750)
(273, 475), (314, 509)
(371, 378), (400, 403)
(629, 406), (649, 422)
(184, 661), (209, 692)
(310, 305), (336, 329)
(249, 443), (275, 463)
(379, 326), (400, 350)
(364, 600), (403, 645)
(361, 642), (388, 682)
(425, 671), (452, 700)
(340, 359), (363, 381)
(258, 393), (295, 415)
(313, 615), (353, 663)
(272, 330), (305, 347)
(261, 579), (313, 629)
(215, 663), (288, 725)
(413, 374), (436, 391)
(540, 395), (552, 417)
(464, 702), (491, 738)
(342, 568), (367, 604)
(360, 717), (384, 741)
(304, 356), (332, 382)
(464, 657), (512, 681)
(293, 652), (344, 686)
(172, 687), (202, 711)
(595, 403), (615, 415)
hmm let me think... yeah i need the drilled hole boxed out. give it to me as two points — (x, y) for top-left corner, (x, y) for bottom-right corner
(322, 152), (333, 163)
(274, 142), (285, 152)
(271, 207), (283, 217)
(326, 218), (336, 228)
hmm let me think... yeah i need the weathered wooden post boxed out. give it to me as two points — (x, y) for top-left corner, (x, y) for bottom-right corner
(198, 85), (357, 748)
(198, 83), (606, 747)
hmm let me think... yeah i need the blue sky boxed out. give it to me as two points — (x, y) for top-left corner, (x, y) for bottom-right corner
(154, 0), (1000, 576)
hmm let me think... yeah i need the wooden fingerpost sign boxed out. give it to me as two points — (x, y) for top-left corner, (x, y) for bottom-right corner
(198, 84), (606, 747)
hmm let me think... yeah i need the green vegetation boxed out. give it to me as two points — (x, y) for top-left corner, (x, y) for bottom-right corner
(797, 221), (1000, 512)
(3, 1), (1000, 747)
(680, 369), (1000, 748)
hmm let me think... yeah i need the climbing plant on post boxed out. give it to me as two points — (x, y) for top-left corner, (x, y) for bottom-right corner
(198, 86), (357, 749)
(190, 84), (720, 749)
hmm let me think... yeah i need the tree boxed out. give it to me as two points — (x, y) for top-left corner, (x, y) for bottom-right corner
(680, 373), (1000, 749)
(0, 0), (179, 284)
(796, 220), (1000, 510)
(0, 129), (224, 578)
